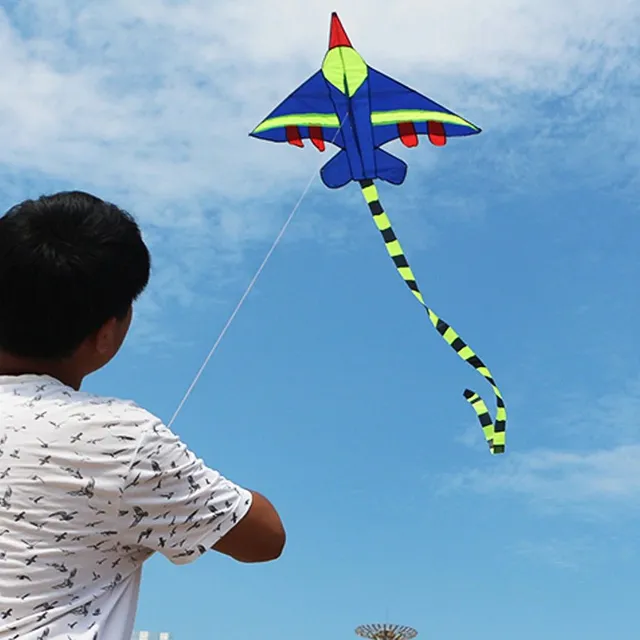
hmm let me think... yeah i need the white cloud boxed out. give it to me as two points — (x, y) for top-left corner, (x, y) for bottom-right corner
(0, 0), (638, 326)
(549, 377), (640, 449)
(453, 444), (640, 504)
(1, 0), (637, 207)
(444, 375), (640, 518)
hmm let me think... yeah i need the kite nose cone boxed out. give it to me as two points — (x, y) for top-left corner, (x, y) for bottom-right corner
(329, 12), (352, 49)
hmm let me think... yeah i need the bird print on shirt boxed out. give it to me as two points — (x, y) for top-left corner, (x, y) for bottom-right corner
(0, 376), (252, 639)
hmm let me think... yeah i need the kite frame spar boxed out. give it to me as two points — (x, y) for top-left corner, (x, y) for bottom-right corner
(250, 12), (506, 454)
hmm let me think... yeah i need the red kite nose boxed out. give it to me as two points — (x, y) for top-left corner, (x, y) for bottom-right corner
(329, 12), (352, 49)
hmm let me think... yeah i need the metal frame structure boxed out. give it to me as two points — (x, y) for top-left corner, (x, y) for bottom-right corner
(355, 623), (418, 640)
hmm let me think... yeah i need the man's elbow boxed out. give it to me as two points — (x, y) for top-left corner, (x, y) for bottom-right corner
(213, 492), (286, 564)
(265, 525), (286, 561)
(239, 525), (286, 563)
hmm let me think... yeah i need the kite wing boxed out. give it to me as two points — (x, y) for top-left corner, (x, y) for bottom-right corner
(250, 71), (344, 151)
(367, 68), (481, 148)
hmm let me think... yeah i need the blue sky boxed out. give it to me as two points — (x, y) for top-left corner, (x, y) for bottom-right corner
(1, 1), (640, 638)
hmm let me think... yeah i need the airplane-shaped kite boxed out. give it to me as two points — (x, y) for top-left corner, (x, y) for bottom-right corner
(251, 13), (506, 453)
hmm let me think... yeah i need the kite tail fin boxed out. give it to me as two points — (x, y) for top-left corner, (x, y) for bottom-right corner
(320, 149), (408, 189)
(358, 179), (506, 454)
(321, 151), (353, 189)
(373, 148), (408, 185)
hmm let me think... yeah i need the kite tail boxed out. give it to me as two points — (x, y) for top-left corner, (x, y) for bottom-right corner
(358, 179), (506, 454)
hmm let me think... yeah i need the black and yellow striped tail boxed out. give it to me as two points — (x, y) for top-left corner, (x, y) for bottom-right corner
(359, 179), (506, 454)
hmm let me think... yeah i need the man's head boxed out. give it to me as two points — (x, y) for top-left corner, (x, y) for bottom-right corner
(0, 191), (150, 382)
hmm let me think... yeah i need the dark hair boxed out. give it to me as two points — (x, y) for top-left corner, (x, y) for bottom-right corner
(0, 191), (151, 359)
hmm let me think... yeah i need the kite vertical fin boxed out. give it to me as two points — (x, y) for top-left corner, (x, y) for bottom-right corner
(358, 179), (506, 453)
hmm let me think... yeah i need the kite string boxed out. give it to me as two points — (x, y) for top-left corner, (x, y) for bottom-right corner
(166, 118), (346, 429)
(166, 171), (315, 428)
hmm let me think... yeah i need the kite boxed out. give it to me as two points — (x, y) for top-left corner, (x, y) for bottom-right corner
(250, 13), (506, 454)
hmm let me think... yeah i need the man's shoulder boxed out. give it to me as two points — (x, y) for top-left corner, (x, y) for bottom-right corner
(73, 390), (158, 424)
(1, 378), (170, 479)
(29, 382), (164, 447)
(4, 376), (159, 426)
(47, 390), (167, 469)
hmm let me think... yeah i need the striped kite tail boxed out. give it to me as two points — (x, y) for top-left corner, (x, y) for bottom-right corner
(358, 179), (506, 454)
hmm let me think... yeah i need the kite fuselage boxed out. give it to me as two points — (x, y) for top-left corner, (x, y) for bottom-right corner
(321, 46), (377, 181)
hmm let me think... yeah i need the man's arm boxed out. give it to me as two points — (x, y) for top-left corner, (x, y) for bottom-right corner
(117, 418), (286, 565)
(212, 490), (285, 562)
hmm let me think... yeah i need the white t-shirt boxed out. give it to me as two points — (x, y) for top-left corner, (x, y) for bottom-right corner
(0, 374), (252, 639)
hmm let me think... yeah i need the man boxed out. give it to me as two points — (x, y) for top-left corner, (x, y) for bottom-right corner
(0, 192), (285, 639)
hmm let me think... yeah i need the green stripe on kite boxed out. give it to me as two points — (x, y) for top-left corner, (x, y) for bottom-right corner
(253, 113), (341, 134)
(370, 110), (480, 131)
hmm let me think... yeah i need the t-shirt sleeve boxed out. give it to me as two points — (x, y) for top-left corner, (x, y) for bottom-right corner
(116, 420), (252, 565)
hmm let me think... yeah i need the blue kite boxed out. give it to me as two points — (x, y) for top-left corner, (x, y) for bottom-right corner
(251, 13), (506, 453)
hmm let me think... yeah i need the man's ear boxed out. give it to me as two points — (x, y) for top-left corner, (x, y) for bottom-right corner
(94, 317), (119, 356)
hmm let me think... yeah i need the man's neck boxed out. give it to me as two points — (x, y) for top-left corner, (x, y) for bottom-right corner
(0, 353), (83, 390)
